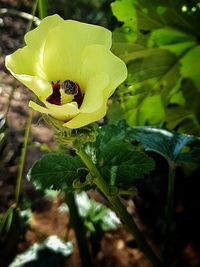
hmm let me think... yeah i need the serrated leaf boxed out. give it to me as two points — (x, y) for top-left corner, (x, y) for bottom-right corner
(84, 122), (155, 190)
(28, 154), (85, 191)
(98, 141), (155, 189)
(84, 120), (129, 162)
(128, 126), (200, 164)
(98, 141), (132, 166)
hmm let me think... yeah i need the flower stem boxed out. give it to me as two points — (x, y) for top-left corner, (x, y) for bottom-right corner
(38, 0), (47, 19)
(163, 161), (176, 266)
(75, 147), (162, 267)
(65, 191), (93, 267)
(15, 108), (34, 204)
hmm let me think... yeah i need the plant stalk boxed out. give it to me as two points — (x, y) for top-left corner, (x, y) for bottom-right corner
(65, 191), (93, 267)
(15, 108), (34, 204)
(38, 0), (47, 19)
(75, 147), (162, 267)
(163, 161), (176, 266)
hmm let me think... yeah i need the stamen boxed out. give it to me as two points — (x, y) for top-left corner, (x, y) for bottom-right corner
(61, 80), (84, 108)
(61, 80), (79, 95)
(46, 80), (84, 107)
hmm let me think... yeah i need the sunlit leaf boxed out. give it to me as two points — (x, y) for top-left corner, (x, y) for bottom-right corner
(180, 46), (200, 89)
(128, 126), (200, 164)
(28, 154), (85, 191)
(99, 141), (155, 189)
(111, 0), (200, 133)
(85, 122), (155, 191)
(111, 0), (137, 42)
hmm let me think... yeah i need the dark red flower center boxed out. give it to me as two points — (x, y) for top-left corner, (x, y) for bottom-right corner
(46, 80), (61, 105)
(46, 80), (84, 108)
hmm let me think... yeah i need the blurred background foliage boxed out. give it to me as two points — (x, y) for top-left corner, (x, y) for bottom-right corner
(109, 0), (200, 135)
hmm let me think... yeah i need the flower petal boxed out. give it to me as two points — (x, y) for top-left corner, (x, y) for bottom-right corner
(6, 15), (64, 80)
(5, 15), (64, 100)
(63, 102), (107, 129)
(25, 14), (64, 49)
(64, 45), (127, 129)
(6, 46), (52, 100)
(29, 100), (79, 121)
(63, 73), (108, 128)
(42, 20), (112, 82)
(80, 44), (127, 103)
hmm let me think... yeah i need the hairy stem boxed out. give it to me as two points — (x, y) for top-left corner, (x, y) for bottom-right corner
(75, 147), (162, 267)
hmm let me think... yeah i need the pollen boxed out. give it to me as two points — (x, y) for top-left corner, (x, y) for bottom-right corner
(61, 80), (79, 95)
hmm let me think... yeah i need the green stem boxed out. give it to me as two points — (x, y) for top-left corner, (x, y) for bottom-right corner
(15, 108), (34, 204)
(75, 147), (162, 267)
(65, 192), (93, 267)
(38, 0), (47, 19)
(163, 161), (176, 266)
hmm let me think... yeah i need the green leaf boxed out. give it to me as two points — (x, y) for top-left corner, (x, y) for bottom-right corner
(28, 153), (85, 191)
(111, 0), (137, 42)
(166, 79), (200, 135)
(132, 0), (200, 35)
(180, 46), (200, 90)
(109, 47), (180, 126)
(84, 120), (129, 162)
(98, 141), (155, 189)
(128, 126), (200, 164)
(148, 28), (196, 56)
(111, 0), (136, 26)
(84, 122), (155, 191)
(178, 139), (200, 165)
(111, 0), (200, 133)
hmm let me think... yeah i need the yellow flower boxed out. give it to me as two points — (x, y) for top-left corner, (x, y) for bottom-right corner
(5, 15), (127, 129)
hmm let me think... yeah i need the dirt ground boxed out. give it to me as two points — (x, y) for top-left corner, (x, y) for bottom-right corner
(1, 1), (200, 267)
